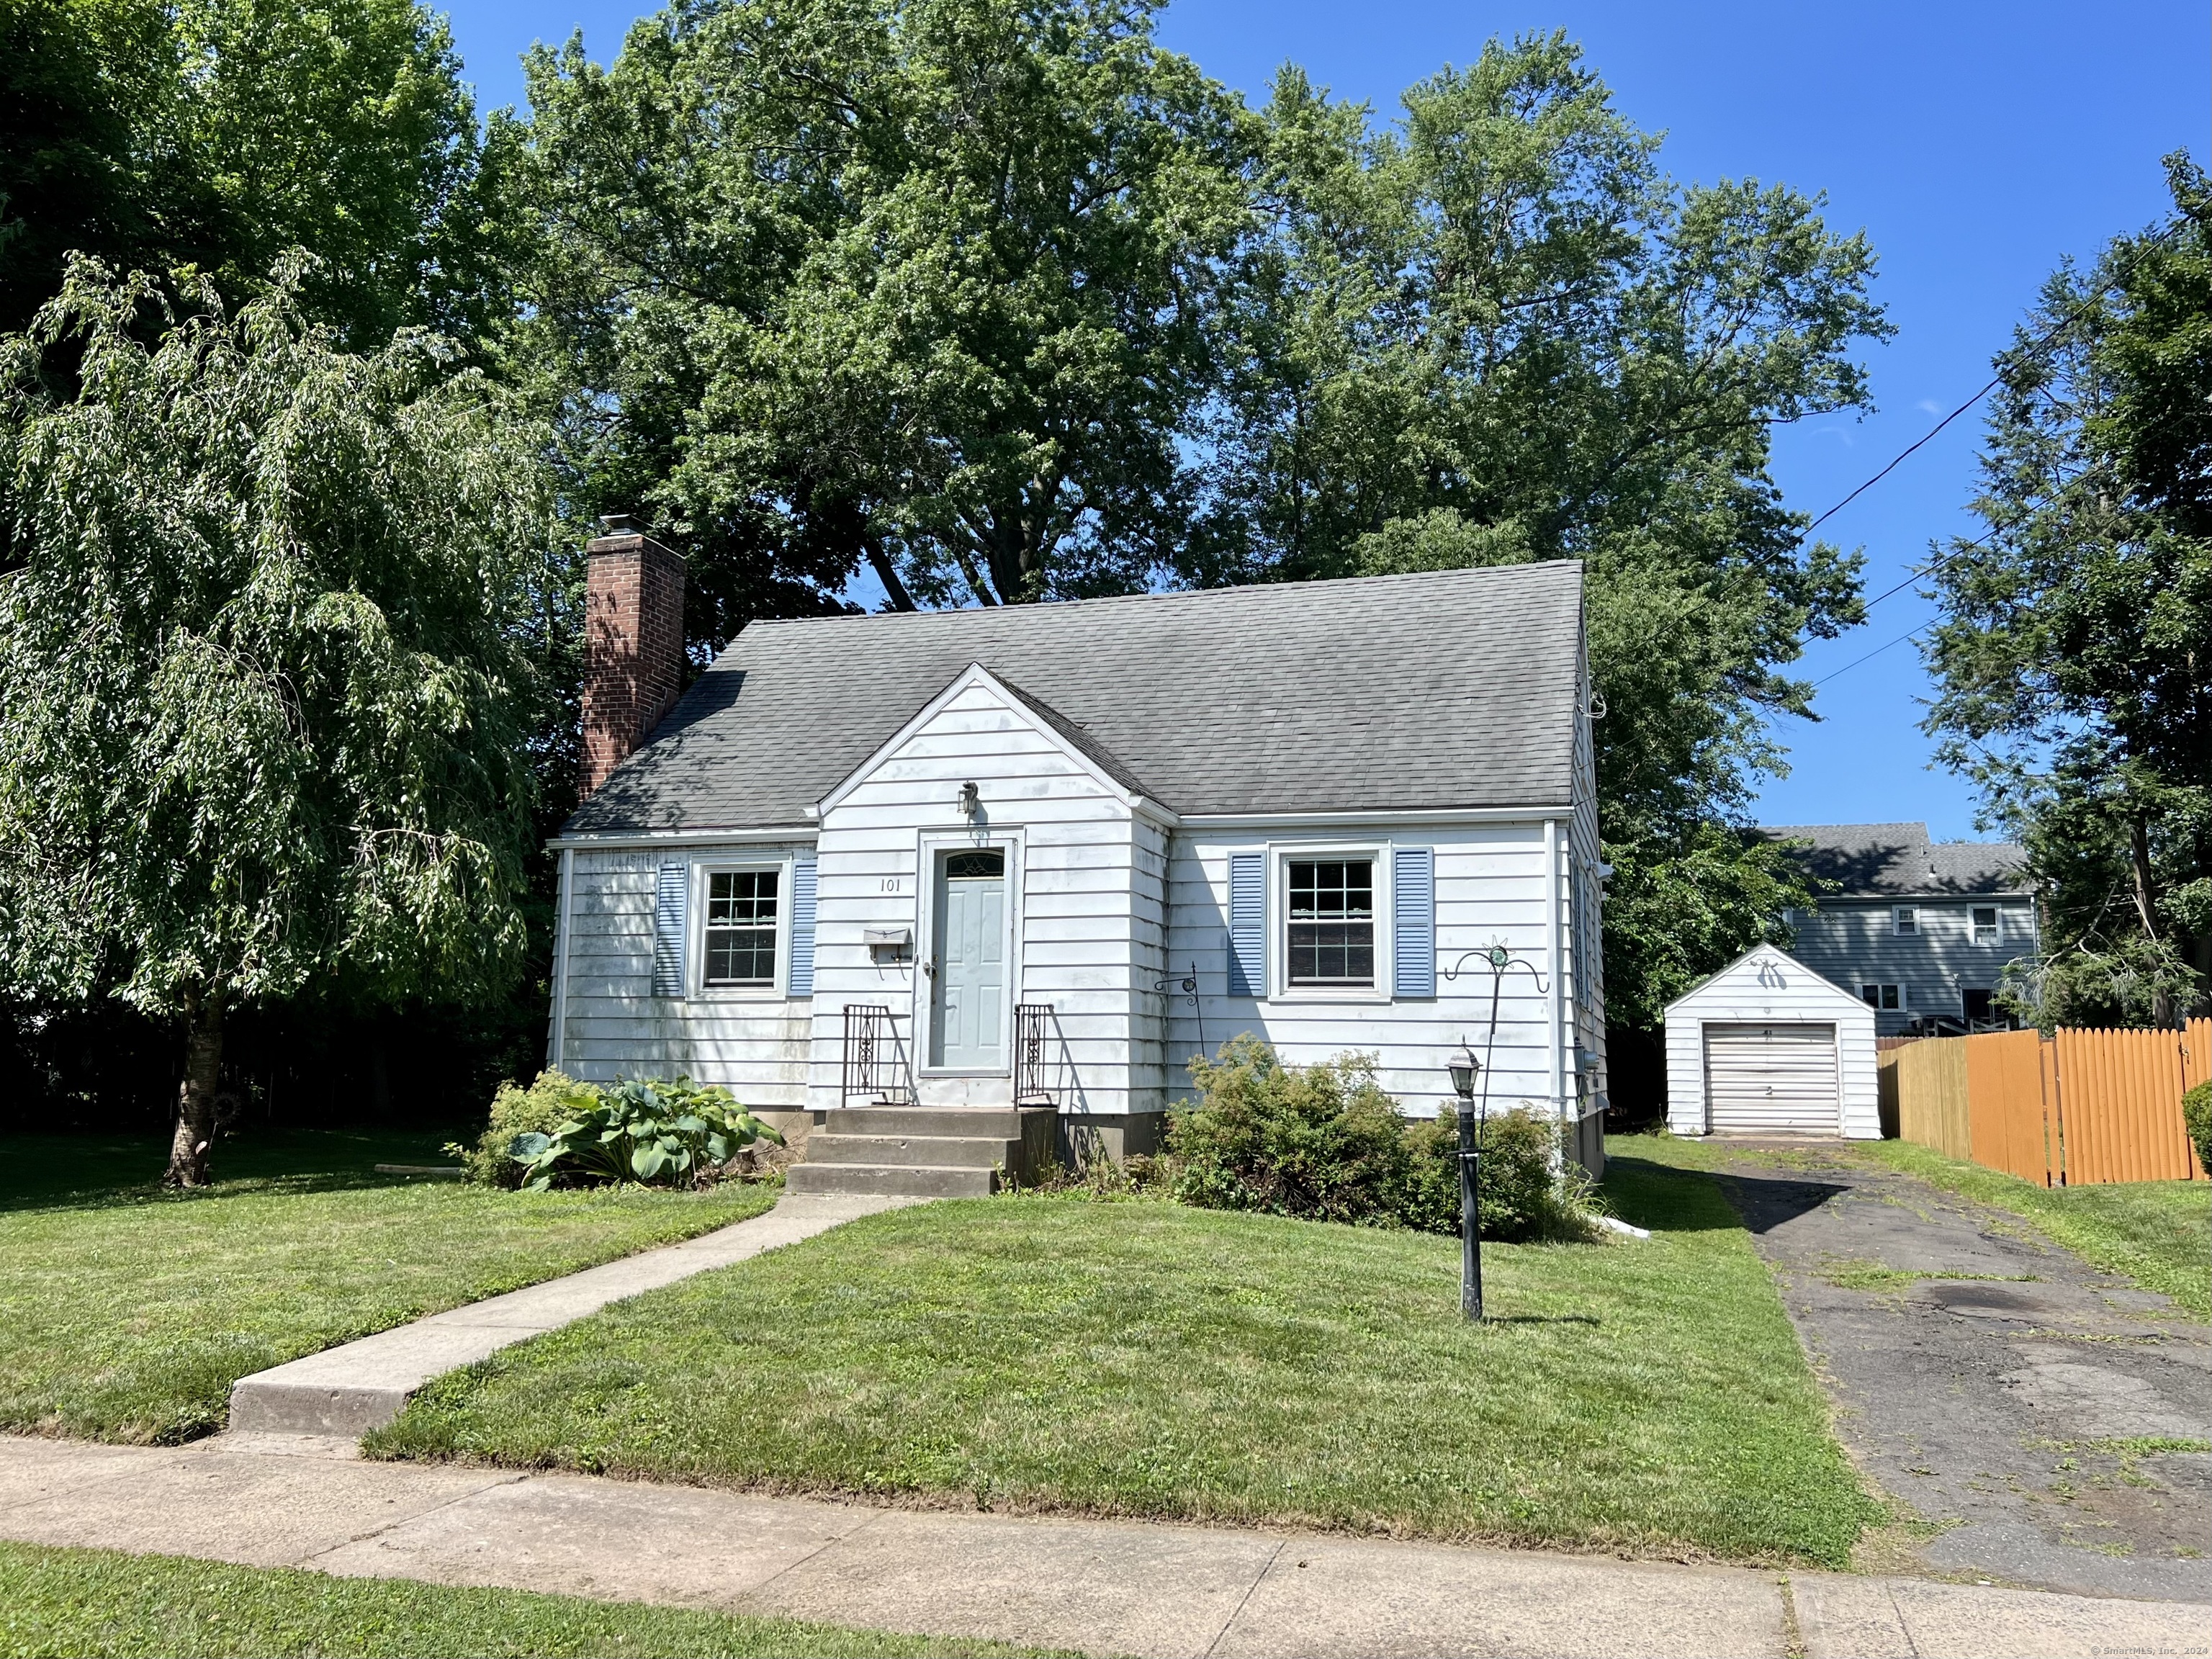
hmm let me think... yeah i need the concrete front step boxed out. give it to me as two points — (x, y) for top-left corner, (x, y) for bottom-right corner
(824, 1105), (1029, 1139)
(806, 1133), (1015, 1171)
(784, 1161), (998, 1199)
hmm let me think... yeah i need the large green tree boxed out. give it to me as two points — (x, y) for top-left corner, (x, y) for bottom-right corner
(498, 0), (1255, 647)
(0, 258), (556, 1183)
(0, 0), (496, 346)
(1924, 156), (2212, 1027)
(1192, 38), (1886, 1028)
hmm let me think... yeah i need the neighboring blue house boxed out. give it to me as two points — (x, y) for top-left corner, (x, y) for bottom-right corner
(1763, 822), (2038, 1036)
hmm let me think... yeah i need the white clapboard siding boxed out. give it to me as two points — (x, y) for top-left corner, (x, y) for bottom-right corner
(1164, 822), (1568, 1118)
(1703, 1024), (1840, 1133)
(552, 842), (818, 1105)
(1664, 944), (1881, 1138)
(806, 673), (1148, 1114)
(555, 665), (1600, 1142)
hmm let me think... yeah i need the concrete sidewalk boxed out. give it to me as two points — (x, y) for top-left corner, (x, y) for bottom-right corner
(229, 1192), (913, 1436)
(1, 1436), (2204, 1659)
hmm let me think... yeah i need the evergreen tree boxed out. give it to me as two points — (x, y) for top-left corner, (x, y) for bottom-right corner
(1924, 156), (2211, 1026)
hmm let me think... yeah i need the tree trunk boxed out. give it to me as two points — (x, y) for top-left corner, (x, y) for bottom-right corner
(163, 989), (226, 1189)
(2130, 818), (2178, 1027)
(863, 539), (919, 612)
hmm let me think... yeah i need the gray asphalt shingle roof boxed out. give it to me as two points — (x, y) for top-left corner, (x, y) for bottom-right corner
(1762, 822), (2032, 898)
(565, 562), (1586, 835)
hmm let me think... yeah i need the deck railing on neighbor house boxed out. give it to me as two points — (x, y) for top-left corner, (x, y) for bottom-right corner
(840, 1004), (913, 1106)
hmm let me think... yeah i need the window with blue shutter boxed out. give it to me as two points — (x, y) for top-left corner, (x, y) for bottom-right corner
(652, 861), (688, 997)
(1227, 851), (1265, 998)
(1393, 846), (1435, 998)
(786, 858), (819, 996)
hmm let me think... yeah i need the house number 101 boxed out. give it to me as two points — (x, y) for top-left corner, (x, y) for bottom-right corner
(881, 878), (903, 892)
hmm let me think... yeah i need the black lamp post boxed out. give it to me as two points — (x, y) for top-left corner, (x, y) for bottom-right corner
(1447, 1042), (1483, 1321)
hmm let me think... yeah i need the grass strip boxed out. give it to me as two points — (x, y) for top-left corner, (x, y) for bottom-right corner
(372, 1155), (1877, 1567)
(0, 1539), (1050, 1658)
(0, 1130), (779, 1442)
(1852, 1140), (2209, 1318)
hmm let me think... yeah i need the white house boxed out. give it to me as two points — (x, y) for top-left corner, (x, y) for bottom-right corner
(548, 524), (1608, 1195)
(1663, 944), (1879, 1138)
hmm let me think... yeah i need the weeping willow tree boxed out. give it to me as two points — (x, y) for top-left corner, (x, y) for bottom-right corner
(0, 256), (556, 1184)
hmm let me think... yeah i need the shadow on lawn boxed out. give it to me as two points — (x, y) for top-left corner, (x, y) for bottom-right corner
(0, 1129), (467, 1215)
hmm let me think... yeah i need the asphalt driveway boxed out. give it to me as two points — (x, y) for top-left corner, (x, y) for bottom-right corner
(1701, 1142), (2210, 1602)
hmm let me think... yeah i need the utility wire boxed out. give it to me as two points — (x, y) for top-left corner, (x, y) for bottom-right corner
(1797, 215), (2186, 542)
(1810, 623), (1933, 688)
(1791, 216), (2189, 685)
(1856, 523), (2000, 613)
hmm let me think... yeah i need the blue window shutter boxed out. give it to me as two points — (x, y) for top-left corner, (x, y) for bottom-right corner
(1393, 846), (1436, 998)
(787, 858), (819, 997)
(652, 862), (687, 997)
(1227, 851), (1265, 998)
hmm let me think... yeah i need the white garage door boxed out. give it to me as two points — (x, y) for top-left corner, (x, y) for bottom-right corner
(1704, 1023), (1839, 1133)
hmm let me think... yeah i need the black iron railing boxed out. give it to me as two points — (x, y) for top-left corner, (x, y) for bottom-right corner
(840, 1004), (912, 1105)
(1014, 1002), (1054, 1105)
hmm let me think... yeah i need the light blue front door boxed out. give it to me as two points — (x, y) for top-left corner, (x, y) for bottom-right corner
(931, 849), (1007, 1069)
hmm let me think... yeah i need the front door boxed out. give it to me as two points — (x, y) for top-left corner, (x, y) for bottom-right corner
(930, 848), (1007, 1069)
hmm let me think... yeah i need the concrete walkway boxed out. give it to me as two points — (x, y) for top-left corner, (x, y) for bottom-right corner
(230, 1192), (914, 1436)
(1, 1436), (2206, 1658)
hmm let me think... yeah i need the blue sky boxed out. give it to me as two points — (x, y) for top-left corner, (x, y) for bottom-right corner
(439, 0), (2207, 841)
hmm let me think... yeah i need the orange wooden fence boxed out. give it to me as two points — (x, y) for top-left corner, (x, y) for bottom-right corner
(1964, 1028), (2058, 1184)
(1889, 1018), (2208, 1185)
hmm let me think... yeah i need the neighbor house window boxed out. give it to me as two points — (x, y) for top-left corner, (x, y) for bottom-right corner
(1892, 907), (1917, 936)
(1861, 983), (1902, 1011)
(703, 868), (779, 986)
(1972, 906), (1999, 945)
(1286, 858), (1375, 986)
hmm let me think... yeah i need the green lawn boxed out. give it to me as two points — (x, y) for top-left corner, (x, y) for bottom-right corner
(1856, 1139), (2210, 1319)
(370, 1154), (1879, 1567)
(0, 1541), (1050, 1658)
(0, 1130), (778, 1443)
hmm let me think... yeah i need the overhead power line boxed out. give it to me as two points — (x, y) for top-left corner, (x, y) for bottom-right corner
(1797, 215), (2187, 543)
(1791, 215), (2190, 689)
(1810, 622), (1933, 688)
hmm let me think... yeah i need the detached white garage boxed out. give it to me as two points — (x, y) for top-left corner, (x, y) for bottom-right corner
(1665, 944), (1880, 1138)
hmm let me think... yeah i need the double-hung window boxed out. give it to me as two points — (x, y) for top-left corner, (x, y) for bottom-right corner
(1972, 905), (2000, 945)
(702, 868), (779, 987)
(1286, 858), (1376, 987)
(1892, 906), (1918, 936)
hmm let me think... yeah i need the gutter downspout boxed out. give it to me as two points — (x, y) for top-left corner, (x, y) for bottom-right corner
(550, 846), (575, 1071)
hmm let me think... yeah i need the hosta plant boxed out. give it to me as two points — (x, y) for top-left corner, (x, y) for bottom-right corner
(508, 1076), (783, 1190)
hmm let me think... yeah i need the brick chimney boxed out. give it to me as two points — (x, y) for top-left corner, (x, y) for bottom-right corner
(580, 516), (685, 799)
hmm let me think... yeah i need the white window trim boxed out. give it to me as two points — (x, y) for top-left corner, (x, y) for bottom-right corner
(691, 858), (791, 1001)
(1972, 905), (2001, 945)
(912, 827), (1025, 1076)
(1892, 906), (1918, 936)
(1859, 982), (1905, 1012)
(1268, 840), (1395, 1004)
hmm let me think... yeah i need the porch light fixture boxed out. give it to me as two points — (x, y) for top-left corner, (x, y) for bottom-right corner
(956, 781), (980, 819)
(1446, 1042), (1485, 1322)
